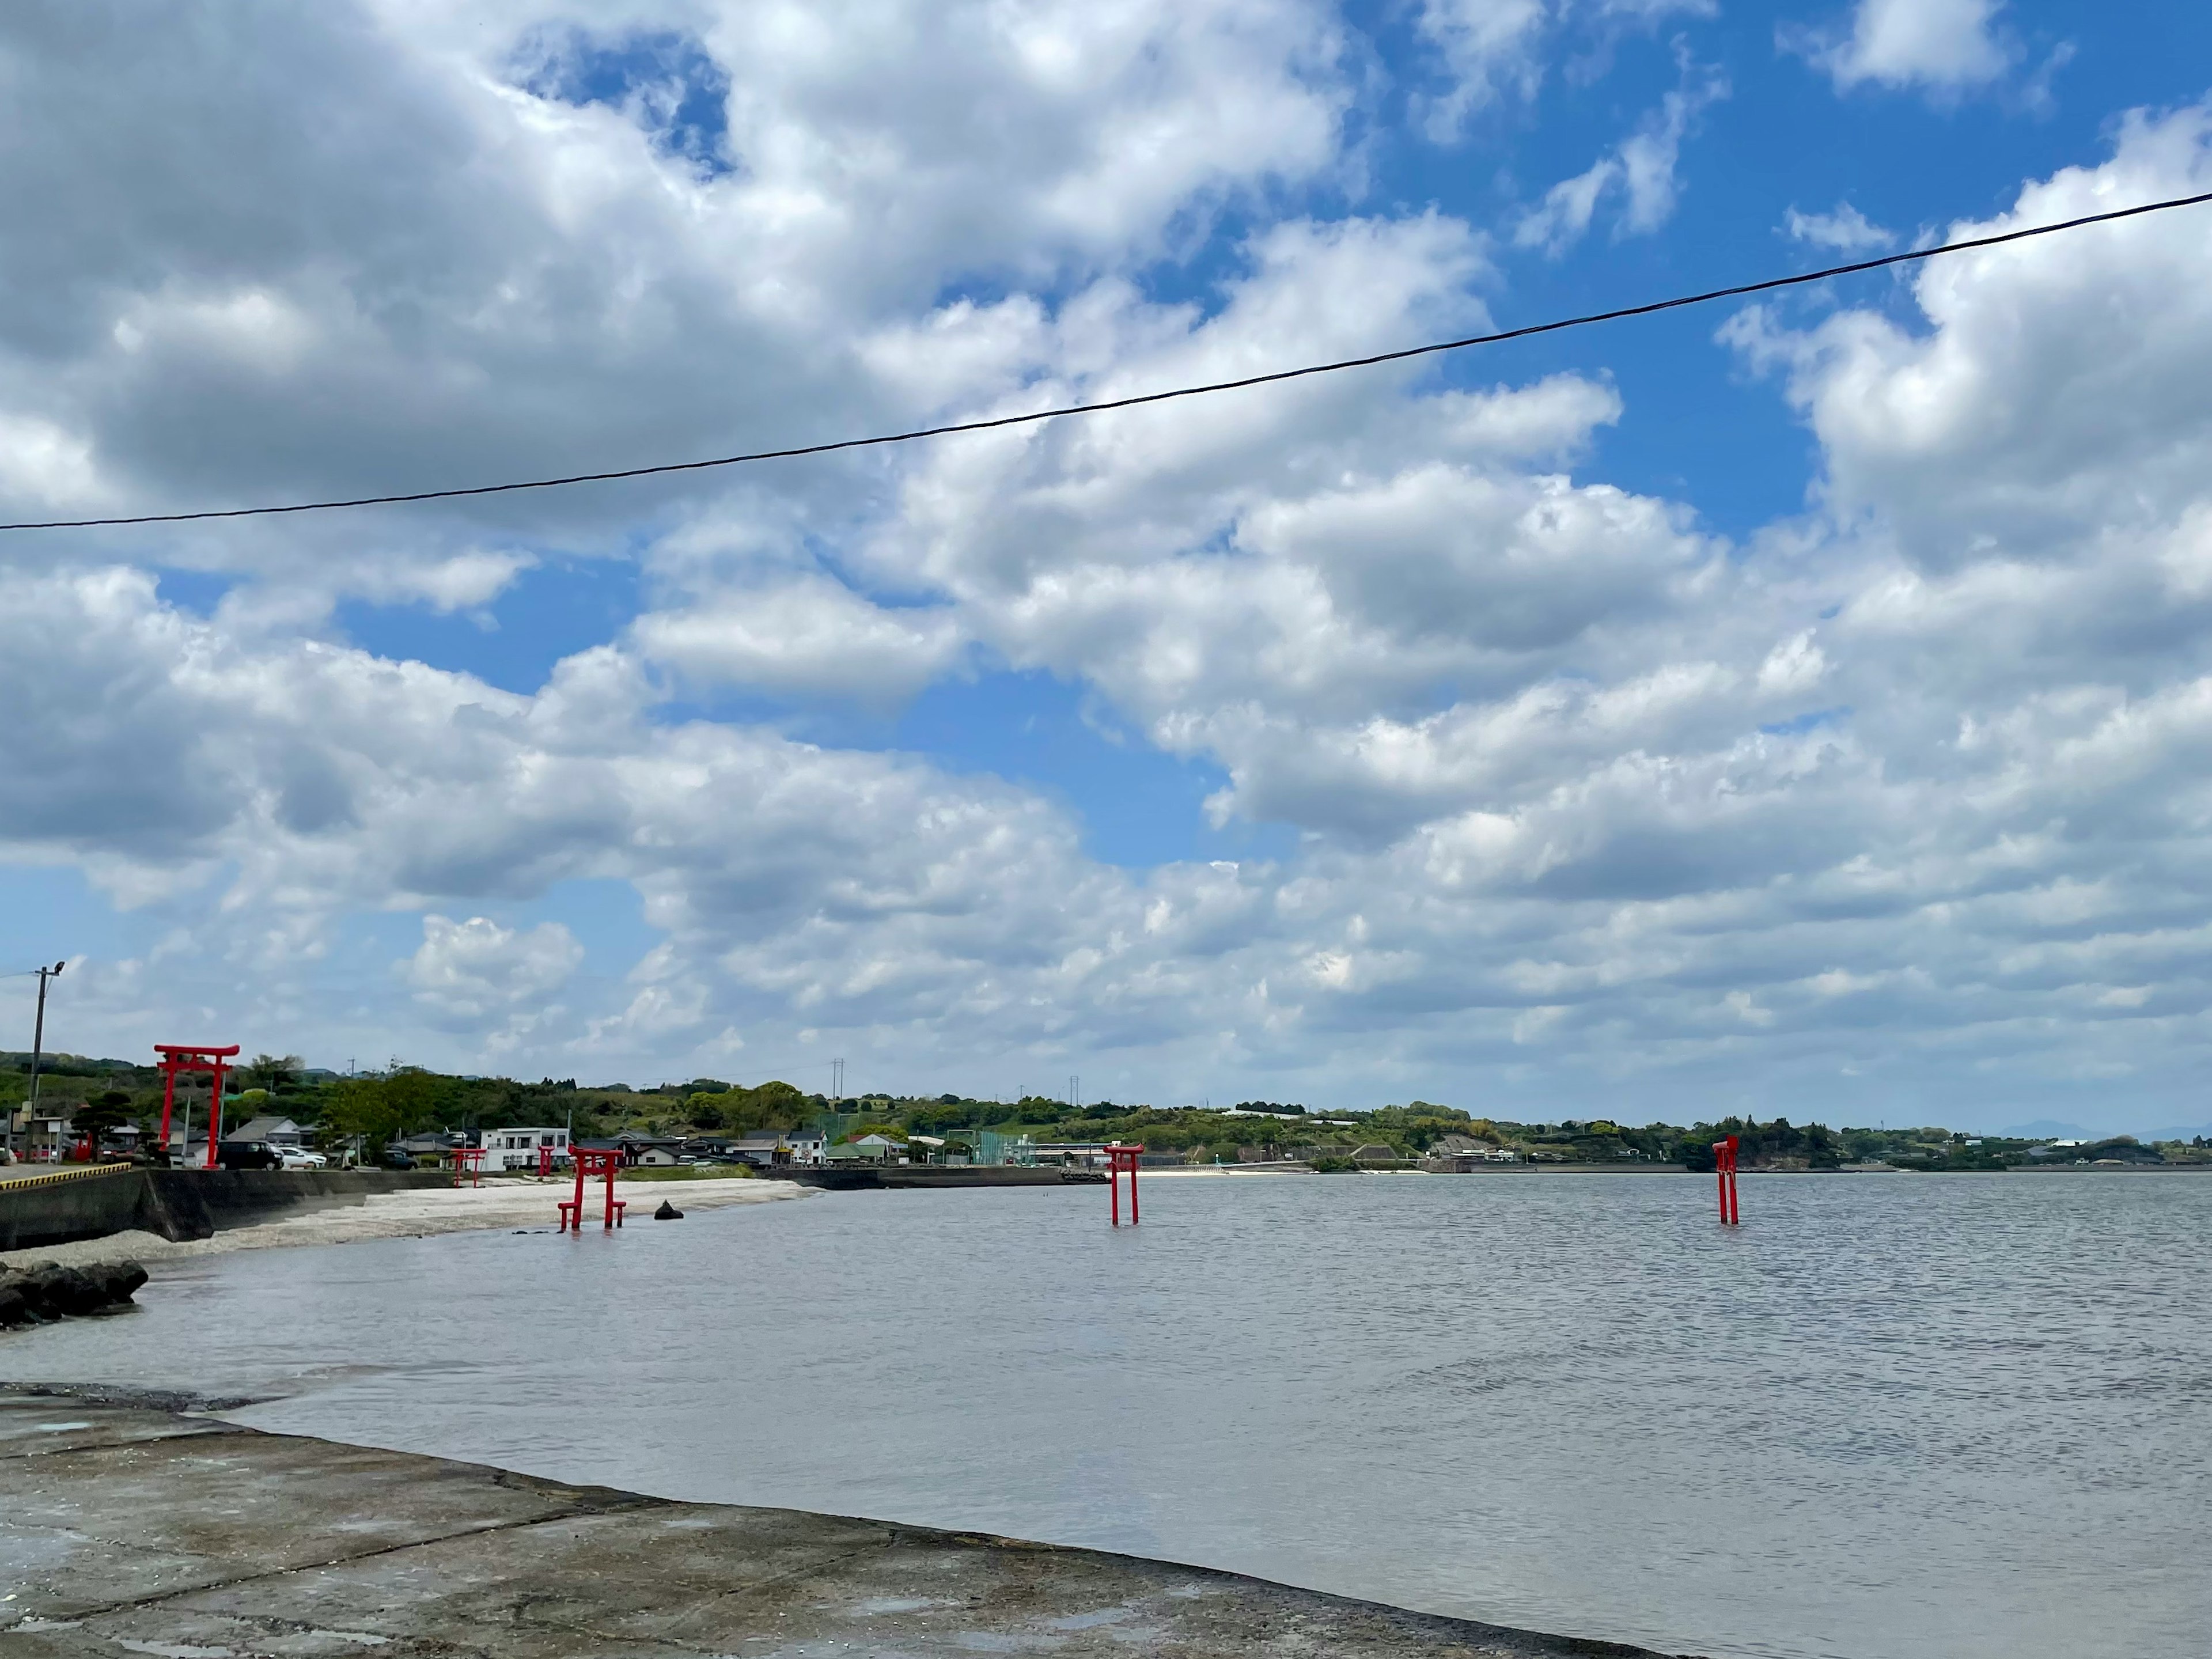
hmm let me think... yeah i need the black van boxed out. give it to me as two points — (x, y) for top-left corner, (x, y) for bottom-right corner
(215, 1140), (283, 1171)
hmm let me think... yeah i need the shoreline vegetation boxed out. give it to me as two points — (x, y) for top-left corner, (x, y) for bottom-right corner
(8, 1052), (2209, 1175)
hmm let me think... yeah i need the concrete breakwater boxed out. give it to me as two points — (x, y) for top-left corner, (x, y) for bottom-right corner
(0, 1390), (1681, 1659)
(0, 1165), (454, 1252)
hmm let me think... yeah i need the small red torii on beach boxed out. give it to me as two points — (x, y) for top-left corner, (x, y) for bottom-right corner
(154, 1043), (239, 1169)
(559, 1147), (626, 1232)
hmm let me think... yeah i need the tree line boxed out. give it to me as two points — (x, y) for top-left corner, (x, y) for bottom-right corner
(5, 1053), (2205, 1167)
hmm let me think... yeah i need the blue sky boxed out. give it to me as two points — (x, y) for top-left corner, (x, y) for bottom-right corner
(4, 1), (2212, 1134)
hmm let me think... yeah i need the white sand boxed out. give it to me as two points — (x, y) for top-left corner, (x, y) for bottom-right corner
(0, 1176), (810, 1271)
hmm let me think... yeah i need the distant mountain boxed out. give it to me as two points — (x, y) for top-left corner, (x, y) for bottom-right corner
(2145, 1123), (2212, 1145)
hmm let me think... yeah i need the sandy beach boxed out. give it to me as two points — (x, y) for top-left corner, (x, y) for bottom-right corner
(0, 1175), (810, 1271)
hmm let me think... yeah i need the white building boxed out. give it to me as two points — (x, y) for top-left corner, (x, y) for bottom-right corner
(478, 1126), (570, 1171)
(731, 1128), (826, 1168)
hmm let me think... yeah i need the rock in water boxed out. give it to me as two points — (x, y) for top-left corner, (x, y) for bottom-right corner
(0, 1260), (149, 1330)
(22, 1263), (104, 1318)
(653, 1199), (684, 1220)
(90, 1260), (149, 1303)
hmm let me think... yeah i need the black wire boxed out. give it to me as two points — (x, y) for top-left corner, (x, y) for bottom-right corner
(5, 188), (2209, 534)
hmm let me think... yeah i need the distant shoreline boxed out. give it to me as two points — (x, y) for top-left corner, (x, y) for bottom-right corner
(0, 1175), (811, 1272)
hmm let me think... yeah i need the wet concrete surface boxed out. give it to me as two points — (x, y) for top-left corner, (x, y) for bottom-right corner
(0, 1391), (1686, 1658)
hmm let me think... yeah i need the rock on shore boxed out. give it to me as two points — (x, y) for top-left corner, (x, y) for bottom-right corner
(0, 1259), (148, 1328)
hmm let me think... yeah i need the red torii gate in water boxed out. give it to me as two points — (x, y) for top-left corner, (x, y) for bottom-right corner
(1107, 1142), (1142, 1226)
(1713, 1134), (1741, 1227)
(559, 1147), (627, 1232)
(156, 1043), (240, 1169)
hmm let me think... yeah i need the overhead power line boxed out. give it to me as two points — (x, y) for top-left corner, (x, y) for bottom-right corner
(5, 188), (2209, 535)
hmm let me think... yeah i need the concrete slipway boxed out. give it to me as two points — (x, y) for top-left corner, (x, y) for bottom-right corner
(0, 1391), (1684, 1659)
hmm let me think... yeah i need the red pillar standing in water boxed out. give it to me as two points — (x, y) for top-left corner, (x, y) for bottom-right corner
(1713, 1134), (1740, 1226)
(1107, 1143), (1142, 1225)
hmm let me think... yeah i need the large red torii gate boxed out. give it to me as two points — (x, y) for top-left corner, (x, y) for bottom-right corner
(1107, 1142), (1142, 1226)
(156, 1043), (239, 1169)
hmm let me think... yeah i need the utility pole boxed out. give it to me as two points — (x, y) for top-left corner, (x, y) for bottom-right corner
(10, 960), (65, 1161)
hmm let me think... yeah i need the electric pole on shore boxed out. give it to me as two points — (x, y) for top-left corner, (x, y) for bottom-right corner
(9, 960), (66, 1161)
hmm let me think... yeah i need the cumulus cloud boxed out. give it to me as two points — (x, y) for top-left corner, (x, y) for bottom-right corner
(1416, 0), (1548, 139)
(1789, 0), (2014, 96)
(1783, 201), (1896, 252)
(7, 6), (2212, 1131)
(631, 575), (967, 704)
(1726, 103), (2212, 568)
(0, 0), (1349, 597)
(1513, 52), (1728, 252)
(1415, 0), (1718, 142)
(406, 914), (584, 1023)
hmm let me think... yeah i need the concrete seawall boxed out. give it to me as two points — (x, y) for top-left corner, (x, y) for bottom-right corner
(0, 1390), (1681, 1659)
(0, 1166), (453, 1252)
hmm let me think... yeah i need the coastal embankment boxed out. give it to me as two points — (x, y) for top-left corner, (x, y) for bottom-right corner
(0, 1173), (808, 1271)
(0, 1164), (461, 1255)
(0, 1390), (1675, 1659)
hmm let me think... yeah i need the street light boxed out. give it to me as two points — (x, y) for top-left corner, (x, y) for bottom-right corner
(8, 960), (66, 1162)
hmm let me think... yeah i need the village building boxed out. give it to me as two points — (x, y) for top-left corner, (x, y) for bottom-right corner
(726, 1127), (826, 1167)
(223, 1116), (309, 1148)
(476, 1126), (569, 1171)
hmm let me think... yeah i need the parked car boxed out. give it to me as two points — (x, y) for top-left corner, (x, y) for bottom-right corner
(215, 1141), (283, 1171)
(381, 1144), (414, 1169)
(275, 1146), (328, 1169)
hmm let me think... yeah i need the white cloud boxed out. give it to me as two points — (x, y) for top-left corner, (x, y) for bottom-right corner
(347, 550), (535, 615)
(1516, 158), (1618, 255)
(1414, 1), (1716, 142)
(0, 0), (1350, 607)
(1728, 103), (2212, 567)
(8, 11), (2212, 1134)
(406, 914), (584, 1022)
(1416, 0), (1548, 139)
(1514, 54), (1728, 252)
(0, 412), (100, 507)
(1784, 201), (1896, 252)
(1792, 0), (2014, 96)
(631, 575), (967, 704)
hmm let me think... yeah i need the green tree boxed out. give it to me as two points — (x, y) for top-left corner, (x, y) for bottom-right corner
(685, 1094), (728, 1130)
(71, 1089), (135, 1146)
(241, 1053), (305, 1092)
(321, 1069), (442, 1150)
(722, 1080), (813, 1132)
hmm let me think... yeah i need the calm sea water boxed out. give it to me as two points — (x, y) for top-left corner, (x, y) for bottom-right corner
(6, 1173), (2209, 1659)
